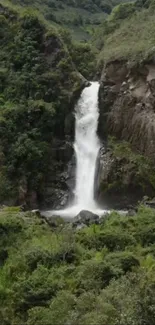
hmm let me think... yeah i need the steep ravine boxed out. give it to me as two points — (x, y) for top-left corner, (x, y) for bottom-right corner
(98, 59), (155, 208)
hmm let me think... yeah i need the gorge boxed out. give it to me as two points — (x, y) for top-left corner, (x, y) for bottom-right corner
(1, 1), (155, 325)
(1, 0), (155, 212)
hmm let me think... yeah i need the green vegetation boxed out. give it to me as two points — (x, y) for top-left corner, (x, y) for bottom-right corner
(1, 1), (155, 322)
(0, 2), (85, 205)
(109, 137), (155, 190)
(1, 206), (155, 324)
(94, 0), (155, 61)
(99, 137), (155, 197)
(0, 0), (100, 206)
(59, 29), (98, 78)
(5, 0), (130, 40)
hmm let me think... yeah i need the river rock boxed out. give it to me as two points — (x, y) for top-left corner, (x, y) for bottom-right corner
(73, 210), (99, 226)
(31, 209), (41, 217)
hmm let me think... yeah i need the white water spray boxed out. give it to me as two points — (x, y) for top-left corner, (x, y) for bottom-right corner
(73, 82), (100, 209)
(47, 82), (106, 217)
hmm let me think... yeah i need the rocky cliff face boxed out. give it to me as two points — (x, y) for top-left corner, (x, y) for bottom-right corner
(99, 60), (155, 158)
(98, 60), (155, 208)
(39, 139), (76, 210)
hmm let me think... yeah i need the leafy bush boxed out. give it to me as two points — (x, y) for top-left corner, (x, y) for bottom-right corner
(110, 2), (136, 21)
(0, 206), (155, 324)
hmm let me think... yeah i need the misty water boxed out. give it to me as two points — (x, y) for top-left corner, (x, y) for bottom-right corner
(48, 82), (106, 218)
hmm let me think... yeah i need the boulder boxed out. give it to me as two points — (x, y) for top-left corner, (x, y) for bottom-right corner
(73, 210), (99, 227)
(31, 209), (41, 217)
(85, 80), (91, 87)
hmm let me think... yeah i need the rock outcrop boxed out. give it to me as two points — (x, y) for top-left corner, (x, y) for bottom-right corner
(98, 59), (155, 207)
(73, 210), (99, 227)
(39, 139), (75, 210)
(99, 60), (155, 160)
(96, 150), (154, 209)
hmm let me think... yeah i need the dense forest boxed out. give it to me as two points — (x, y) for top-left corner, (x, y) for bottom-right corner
(0, 0), (97, 208)
(0, 0), (154, 207)
(1, 205), (155, 325)
(1, 0), (155, 324)
(5, 0), (130, 39)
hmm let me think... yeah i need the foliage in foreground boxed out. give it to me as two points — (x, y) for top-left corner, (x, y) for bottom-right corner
(1, 206), (155, 324)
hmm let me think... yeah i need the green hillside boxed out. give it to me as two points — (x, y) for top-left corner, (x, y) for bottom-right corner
(0, 0), (82, 206)
(95, 0), (155, 62)
(6, 0), (130, 40)
(1, 0), (155, 324)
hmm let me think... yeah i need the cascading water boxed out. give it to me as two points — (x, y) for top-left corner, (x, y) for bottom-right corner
(48, 81), (105, 217)
(73, 81), (100, 210)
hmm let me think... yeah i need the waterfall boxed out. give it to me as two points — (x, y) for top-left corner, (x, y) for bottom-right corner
(48, 81), (105, 217)
(73, 82), (100, 210)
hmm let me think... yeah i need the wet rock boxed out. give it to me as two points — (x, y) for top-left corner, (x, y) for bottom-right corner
(39, 138), (75, 210)
(85, 80), (91, 87)
(73, 210), (99, 226)
(31, 209), (41, 217)
(77, 72), (91, 88)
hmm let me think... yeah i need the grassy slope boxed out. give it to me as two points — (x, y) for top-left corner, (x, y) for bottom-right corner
(100, 7), (155, 62)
